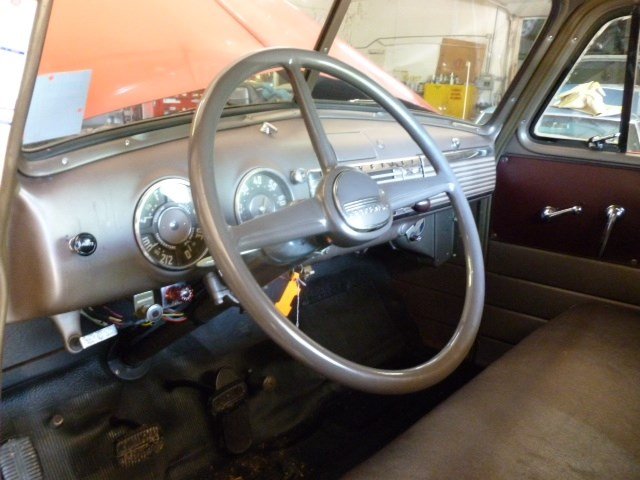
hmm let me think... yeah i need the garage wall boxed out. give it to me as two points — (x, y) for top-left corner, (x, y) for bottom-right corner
(291, 0), (511, 83)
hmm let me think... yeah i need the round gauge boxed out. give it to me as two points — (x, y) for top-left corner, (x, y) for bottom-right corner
(234, 169), (294, 224)
(134, 178), (207, 270)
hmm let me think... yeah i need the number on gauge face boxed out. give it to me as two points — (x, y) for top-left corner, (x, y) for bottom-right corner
(134, 178), (207, 270)
(234, 169), (293, 224)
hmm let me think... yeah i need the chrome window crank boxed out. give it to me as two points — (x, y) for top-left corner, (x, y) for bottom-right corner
(598, 205), (625, 258)
(540, 205), (583, 221)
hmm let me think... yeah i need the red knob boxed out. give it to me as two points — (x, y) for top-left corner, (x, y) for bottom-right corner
(165, 284), (194, 304)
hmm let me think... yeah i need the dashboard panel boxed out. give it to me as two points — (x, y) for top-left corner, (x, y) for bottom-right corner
(8, 109), (495, 322)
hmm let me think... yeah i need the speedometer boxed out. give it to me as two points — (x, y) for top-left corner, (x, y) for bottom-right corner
(234, 169), (293, 224)
(134, 178), (207, 270)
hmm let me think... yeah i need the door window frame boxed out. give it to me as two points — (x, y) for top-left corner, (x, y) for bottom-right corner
(528, 6), (640, 157)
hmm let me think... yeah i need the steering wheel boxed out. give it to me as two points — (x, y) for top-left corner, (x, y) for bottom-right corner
(189, 48), (484, 394)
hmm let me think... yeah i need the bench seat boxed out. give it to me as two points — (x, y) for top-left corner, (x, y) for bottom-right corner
(344, 303), (640, 479)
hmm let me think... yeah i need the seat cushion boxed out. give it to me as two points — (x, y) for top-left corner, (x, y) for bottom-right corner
(344, 303), (640, 479)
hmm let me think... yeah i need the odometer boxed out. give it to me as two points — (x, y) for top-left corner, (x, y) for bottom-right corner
(134, 178), (207, 270)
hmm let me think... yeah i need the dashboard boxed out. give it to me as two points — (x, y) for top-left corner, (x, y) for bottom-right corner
(8, 108), (495, 323)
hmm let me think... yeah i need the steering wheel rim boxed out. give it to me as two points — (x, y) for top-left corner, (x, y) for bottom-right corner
(189, 48), (484, 394)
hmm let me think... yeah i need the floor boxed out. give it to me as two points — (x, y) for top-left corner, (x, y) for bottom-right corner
(1, 255), (480, 479)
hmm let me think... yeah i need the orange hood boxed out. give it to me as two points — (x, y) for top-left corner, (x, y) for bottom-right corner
(39, 0), (431, 118)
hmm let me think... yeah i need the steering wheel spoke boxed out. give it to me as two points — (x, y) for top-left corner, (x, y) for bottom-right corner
(286, 63), (338, 174)
(384, 174), (454, 211)
(230, 197), (328, 252)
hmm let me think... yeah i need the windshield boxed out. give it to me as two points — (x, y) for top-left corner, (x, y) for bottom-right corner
(24, 0), (551, 148)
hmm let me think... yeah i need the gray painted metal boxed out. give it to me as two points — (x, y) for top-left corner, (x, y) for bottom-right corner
(189, 48), (486, 394)
(4, 123), (492, 322)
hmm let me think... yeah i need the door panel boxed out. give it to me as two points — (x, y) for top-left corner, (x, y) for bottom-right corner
(389, 245), (640, 367)
(432, 5), (640, 367)
(491, 155), (640, 265)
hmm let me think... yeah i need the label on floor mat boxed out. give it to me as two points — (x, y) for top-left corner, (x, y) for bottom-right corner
(115, 425), (163, 468)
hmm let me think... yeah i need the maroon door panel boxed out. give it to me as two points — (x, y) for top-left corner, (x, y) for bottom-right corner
(491, 156), (640, 265)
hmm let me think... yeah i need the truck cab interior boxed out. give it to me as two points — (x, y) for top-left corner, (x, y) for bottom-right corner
(1, 0), (639, 479)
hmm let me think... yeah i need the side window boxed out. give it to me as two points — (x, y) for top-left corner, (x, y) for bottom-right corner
(533, 16), (636, 150)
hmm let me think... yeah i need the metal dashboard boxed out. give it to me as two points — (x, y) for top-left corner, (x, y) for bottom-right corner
(8, 109), (495, 322)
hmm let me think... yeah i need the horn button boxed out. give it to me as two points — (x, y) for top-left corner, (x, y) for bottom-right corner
(332, 169), (391, 232)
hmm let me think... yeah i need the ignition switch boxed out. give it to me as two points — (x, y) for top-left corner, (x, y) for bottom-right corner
(138, 304), (164, 324)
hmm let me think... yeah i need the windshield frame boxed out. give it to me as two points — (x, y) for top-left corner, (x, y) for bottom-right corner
(21, 0), (555, 156)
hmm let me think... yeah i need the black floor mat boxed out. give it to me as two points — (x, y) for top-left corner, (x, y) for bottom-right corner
(1, 255), (480, 479)
(185, 362), (479, 480)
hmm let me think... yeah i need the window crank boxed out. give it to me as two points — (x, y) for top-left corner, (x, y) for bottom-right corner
(598, 205), (625, 258)
(540, 205), (583, 221)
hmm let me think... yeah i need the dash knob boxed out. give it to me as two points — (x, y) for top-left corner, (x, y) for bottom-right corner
(69, 232), (97, 256)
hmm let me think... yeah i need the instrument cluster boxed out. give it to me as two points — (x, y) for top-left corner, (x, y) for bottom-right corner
(134, 169), (298, 271)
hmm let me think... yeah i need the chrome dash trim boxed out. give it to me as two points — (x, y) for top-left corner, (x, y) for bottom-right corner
(306, 147), (495, 212)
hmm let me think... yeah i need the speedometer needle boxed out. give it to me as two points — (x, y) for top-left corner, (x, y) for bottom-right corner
(259, 197), (268, 214)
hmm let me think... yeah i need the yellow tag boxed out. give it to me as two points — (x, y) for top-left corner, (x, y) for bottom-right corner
(275, 272), (301, 317)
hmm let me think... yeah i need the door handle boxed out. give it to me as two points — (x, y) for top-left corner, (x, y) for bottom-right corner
(540, 205), (583, 221)
(598, 205), (625, 258)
